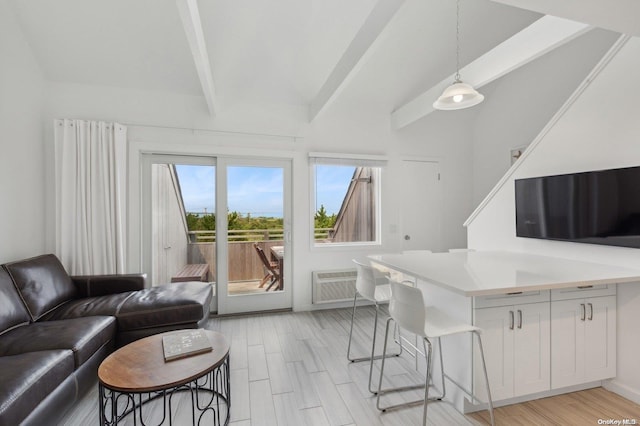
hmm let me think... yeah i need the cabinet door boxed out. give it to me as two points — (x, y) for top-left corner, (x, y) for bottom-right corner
(551, 299), (585, 389)
(584, 295), (616, 382)
(514, 303), (550, 396)
(474, 306), (514, 401)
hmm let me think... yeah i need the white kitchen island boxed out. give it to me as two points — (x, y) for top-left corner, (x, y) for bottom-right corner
(368, 251), (640, 411)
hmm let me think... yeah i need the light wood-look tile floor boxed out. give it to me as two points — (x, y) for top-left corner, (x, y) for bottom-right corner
(58, 307), (640, 425)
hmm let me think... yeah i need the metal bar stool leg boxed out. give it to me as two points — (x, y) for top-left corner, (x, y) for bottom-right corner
(347, 296), (402, 365)
(376, 329), (441, 409)
(421, 337), (433, 426)
(367, 303), (380, 393)
(430, 337), (445, 400)
(474, 330), (495, 426)
(376, 317), (394, 411)
(346, 291), (359, 362)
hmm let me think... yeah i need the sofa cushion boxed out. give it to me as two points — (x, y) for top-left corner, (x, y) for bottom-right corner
(118, 282), (212, 330)
(0, 350), (74, 426)
(4, 254), (77, 321)
(0, 268), (31, 336)
(46, 281), (212, 331)
(42, 291), (134, 321)
(0, 317), (116, 368)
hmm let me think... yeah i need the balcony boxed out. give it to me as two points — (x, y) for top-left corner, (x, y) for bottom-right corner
(181, 228), (333, 295)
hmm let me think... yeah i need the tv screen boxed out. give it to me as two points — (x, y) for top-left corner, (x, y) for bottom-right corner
(515, 166), (640, 248)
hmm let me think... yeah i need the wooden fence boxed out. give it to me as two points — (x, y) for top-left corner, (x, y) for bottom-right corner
(188, 228), (333, 243)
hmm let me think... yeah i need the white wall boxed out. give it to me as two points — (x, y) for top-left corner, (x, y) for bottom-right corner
(42, 77), (475, 310)
(471, 28), (620, 205)
(394, 107), (476, 251)
(467, 36), (640, 403)
(0, 0), (45, 263)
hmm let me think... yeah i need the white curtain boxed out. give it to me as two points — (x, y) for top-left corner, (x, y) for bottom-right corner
(54, 119), (127, 275)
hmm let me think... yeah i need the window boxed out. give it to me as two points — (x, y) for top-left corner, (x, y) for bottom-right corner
(310, 154), (384, 246)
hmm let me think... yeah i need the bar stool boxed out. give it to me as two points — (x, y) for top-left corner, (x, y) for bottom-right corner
(397, 249), (432, 370)
(376, 281), (495, 426)
(347, 259), (403, 393)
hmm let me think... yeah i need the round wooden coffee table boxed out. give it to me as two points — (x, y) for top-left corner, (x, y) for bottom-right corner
(98, 330), (230, 426)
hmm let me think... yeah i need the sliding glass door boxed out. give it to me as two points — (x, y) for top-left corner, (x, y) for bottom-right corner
(216, 158), (291, 314)
(142, 154), (291, 315)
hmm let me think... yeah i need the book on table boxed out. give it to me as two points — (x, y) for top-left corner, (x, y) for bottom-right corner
(162, 329), (213, 361)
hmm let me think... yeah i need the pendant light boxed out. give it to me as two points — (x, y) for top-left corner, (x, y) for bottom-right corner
(433, 0), (484, 110)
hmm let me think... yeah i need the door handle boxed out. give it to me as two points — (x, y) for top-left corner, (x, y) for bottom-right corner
(588, 303), (593, 321)
(580, 303), (586, 321)
(517, 310), (523, 329)
(404, 235), (411, 240)
(509, 310), (514, 330)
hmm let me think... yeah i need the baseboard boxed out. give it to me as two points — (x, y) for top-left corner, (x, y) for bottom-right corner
(462, 381), (602, 413)
(603, 379), (640, 405)
(211, 307), (293, 317)
(298, 298), (381, 312)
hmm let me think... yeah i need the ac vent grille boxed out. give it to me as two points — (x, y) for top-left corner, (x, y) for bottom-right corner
(312, 269), (357, 304)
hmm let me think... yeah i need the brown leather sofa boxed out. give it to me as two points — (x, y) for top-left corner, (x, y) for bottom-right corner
(0, 254), (212, 426)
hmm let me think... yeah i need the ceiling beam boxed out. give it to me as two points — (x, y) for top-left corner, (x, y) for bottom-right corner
(391, 16), (591, 129)
(489, 0), (640, 37)
(176, 0), (217, 116)
(309, 0), (406, 122)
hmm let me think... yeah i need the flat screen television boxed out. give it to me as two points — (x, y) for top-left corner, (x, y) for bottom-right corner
(515, 166), (640, 248)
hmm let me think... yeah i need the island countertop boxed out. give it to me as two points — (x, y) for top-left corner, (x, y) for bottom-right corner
(368, 250), (640, 297)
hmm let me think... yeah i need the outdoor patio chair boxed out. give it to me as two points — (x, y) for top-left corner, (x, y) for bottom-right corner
(253, 243), (281, 291)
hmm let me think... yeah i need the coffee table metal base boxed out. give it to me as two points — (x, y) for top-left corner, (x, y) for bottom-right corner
(99, 355), (230, 426)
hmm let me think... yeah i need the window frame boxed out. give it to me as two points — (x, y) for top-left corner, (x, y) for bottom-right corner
(309, 153), (385, 249)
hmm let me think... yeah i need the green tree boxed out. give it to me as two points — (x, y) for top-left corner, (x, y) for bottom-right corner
(186, 213), (200, 230)
(227, 211), (240, 229)
(314, 205), (336, 229)
(186, 210), (285, 242)
(200, 214), (216, 230)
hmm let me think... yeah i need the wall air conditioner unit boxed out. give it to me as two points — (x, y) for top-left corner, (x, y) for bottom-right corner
(312, 269), (357, 304)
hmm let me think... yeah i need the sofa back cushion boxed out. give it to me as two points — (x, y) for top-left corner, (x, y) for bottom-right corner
(0, 268), (31, 335)
(4, 254), (77, 321)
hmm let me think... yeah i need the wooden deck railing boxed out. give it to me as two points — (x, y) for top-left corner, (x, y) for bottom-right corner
(188, 228), (334, 243)
(186, 228), (335, 282)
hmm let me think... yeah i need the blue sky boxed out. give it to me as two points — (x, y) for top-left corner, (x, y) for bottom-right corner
(315, 165), (355, 215)
(175, 164), (354, 217)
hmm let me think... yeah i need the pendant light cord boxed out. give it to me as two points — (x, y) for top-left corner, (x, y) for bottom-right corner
(455, 0), (461, 82)
(433, 0), (485, 110)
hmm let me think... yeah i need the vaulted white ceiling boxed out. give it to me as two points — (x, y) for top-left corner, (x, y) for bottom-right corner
(490, 0), (640, 37)
(7, 0), (634, 124)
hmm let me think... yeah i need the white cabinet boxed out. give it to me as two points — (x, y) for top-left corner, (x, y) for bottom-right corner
(473, 300), (550, 401)
(551, 294), (616, 389)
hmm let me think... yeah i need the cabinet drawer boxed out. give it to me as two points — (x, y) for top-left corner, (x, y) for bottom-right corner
(551, 284), (616, 301)
(474, 290), (550, 308)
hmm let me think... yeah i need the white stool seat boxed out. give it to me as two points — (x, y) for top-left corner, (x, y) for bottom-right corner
(422, 307), (480, 338)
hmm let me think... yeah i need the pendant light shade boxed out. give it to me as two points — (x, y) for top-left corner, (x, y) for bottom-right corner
(433, 80), (484, 110)
(433, 0), (484, 111)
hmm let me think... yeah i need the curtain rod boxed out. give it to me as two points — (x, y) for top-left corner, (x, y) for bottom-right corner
(120, 121), (299, 141)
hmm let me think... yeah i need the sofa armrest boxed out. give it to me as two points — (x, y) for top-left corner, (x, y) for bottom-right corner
(71, 274), (147, 298)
